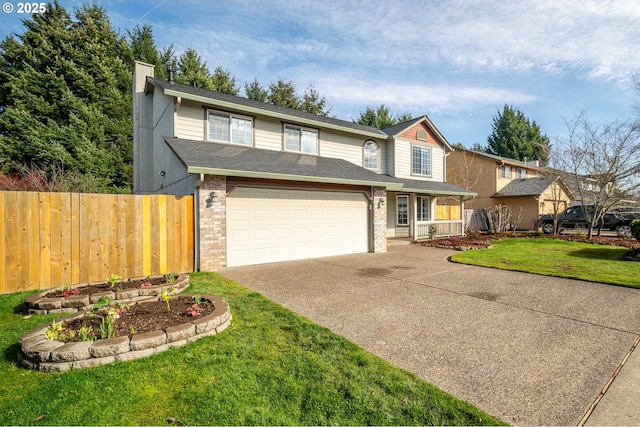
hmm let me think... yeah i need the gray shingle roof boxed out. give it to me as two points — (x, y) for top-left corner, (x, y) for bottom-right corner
(389, 177), (476, 196)
(494, 177), (553, 197)
(165, 137), (402, 188)
(165, 137), (475, 196)
(149, 78), (386, 137)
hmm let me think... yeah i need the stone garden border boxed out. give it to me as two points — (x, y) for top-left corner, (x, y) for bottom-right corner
(24, 275), (190, 315)
(18, 294), (231, 372)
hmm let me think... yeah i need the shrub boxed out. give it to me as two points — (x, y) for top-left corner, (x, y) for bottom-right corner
(631, 219), (640, 244)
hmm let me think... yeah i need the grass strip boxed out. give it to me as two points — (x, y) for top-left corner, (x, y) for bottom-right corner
(451, 237), (640, 288)
(0, 272), (503, 426)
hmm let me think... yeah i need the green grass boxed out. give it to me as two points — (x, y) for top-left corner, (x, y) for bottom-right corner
(451, 237), (640, 287)
(0, 272), (503, 426)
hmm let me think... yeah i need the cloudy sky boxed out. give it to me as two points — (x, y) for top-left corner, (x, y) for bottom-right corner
(1, 0), (639, 147)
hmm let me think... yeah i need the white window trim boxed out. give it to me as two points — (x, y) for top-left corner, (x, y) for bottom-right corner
(363, 140), (380, 171)
(283, 124), (319, 155)
(500, 165), (511, 179)
(411, 145), (432, 177)
(397, 194), (409, 226)
(206, 109), (254, 146)
(417, 196), (431, 222)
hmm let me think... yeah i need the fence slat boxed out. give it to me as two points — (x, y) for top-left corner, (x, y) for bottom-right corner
(0, 192), (5, 295)
(38, 192), (52, 290)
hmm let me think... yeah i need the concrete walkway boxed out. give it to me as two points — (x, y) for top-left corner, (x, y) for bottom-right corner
(222, 245), (640, 426)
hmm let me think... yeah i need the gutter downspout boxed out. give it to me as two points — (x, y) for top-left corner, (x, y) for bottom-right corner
(193, 173), (205, 271)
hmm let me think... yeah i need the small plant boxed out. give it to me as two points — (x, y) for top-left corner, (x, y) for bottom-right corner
(129, 325), (136, 335)
(140, 276), (153, 288)
(160, 287), (177, 311)
(79, 323), (95, 341)
(45, 320), (64, 341)
(62, 288), (81, 298)
(185, 303), (201, 317)
(164, 272), (177, 284)
(99, 307), (121, 339)
(107, 273), (121, 288)
(193, 295), (202, 305)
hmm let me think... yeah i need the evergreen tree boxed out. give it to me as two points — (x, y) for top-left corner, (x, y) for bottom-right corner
(486, 104), (550, 163)
(211, 66), (239, 95)
(175, 49), (238, 94)
(268, 79), (300, 109)
(300, 85), (330, 116)
(244, 78), (269, 102)
(355, 104), (412, 129)
(0, 1), (134, 192)
(128, 24), (175, 80)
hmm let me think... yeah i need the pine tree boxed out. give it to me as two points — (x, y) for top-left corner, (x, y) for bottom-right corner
(355, 104), (411, 129)
(175, 49), (238, 94)
(486, 104), (550, 163)
(244, 78), (269, 102)
(0, 1), (134, 192)
(268, 79), (300, 109)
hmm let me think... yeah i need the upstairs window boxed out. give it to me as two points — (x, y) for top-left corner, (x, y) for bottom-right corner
(517, 168), (527, 179)
(284, 125), (318, 154)
(363, 140), (379, 170)
(412, 146), (432, 176)
(207, 110), (253, 146)
(500, 165), (511, 179)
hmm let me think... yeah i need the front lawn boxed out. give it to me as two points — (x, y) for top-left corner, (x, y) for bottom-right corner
(0, 272), (503, 426)
(451, 237), (640, 288)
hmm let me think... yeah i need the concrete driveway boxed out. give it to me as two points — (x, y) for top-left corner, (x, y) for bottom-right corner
(222, 244), (640, 425)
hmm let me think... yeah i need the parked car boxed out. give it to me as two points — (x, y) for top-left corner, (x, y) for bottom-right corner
(537, 205), (640, 236)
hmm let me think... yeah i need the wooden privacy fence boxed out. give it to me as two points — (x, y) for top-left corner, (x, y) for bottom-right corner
(0, 191), (194, 295)
(436, 205), (461, 220)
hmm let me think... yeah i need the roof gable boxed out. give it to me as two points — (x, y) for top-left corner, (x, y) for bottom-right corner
(382, 116), (453, 151)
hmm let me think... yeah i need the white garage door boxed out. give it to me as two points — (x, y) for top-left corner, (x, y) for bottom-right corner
(227, 187), (369, 267)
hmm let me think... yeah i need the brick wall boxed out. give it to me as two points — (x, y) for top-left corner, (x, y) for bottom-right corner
(372, 187), (387, 253)
(198, 175), (226, 271)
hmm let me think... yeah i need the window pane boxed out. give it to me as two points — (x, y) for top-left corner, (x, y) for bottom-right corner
(397, 196), (408, 225)
(364, 141), (378, 169)
(412, 146), (431, 175)
(208, 112), (230, 142)
(285, 127), (301, 151)
(231, 117), (252, 146)
(418, 197), (430, 221)
(412, 147), (421, 174)
(301, 129), (318, 154)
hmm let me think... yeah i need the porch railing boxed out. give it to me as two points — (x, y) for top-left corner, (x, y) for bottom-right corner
(415, 220), (464, 240)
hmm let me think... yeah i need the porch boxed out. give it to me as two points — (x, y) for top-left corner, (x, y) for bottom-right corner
(386, 191), (465, 241)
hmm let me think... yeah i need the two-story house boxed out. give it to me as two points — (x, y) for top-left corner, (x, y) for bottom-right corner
(133, 61), (475, 269)
(446, 148), (573, 230)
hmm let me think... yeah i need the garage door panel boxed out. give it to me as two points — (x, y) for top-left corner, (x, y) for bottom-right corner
(227, 187), (368, 267)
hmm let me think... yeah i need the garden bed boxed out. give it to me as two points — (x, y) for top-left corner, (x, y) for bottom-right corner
(18, 293), (231, 372)
(24, 274), (189, 315)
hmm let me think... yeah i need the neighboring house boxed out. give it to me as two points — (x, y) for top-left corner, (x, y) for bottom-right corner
(133, 61), (475, 270)
(447, 148), (573, 230)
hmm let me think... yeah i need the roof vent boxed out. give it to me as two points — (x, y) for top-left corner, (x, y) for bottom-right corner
(416, 129), (427, 141)
(167, 64), (174, 84)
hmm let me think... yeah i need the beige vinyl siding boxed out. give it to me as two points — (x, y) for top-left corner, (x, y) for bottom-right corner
(322, 133), (366, 167)
(393, 138), (445, 181)
(175, 102), (204, 140)
(254, 117), (284, 151)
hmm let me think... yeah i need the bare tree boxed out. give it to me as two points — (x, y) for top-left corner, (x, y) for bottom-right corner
(551, 111), (640, 238)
